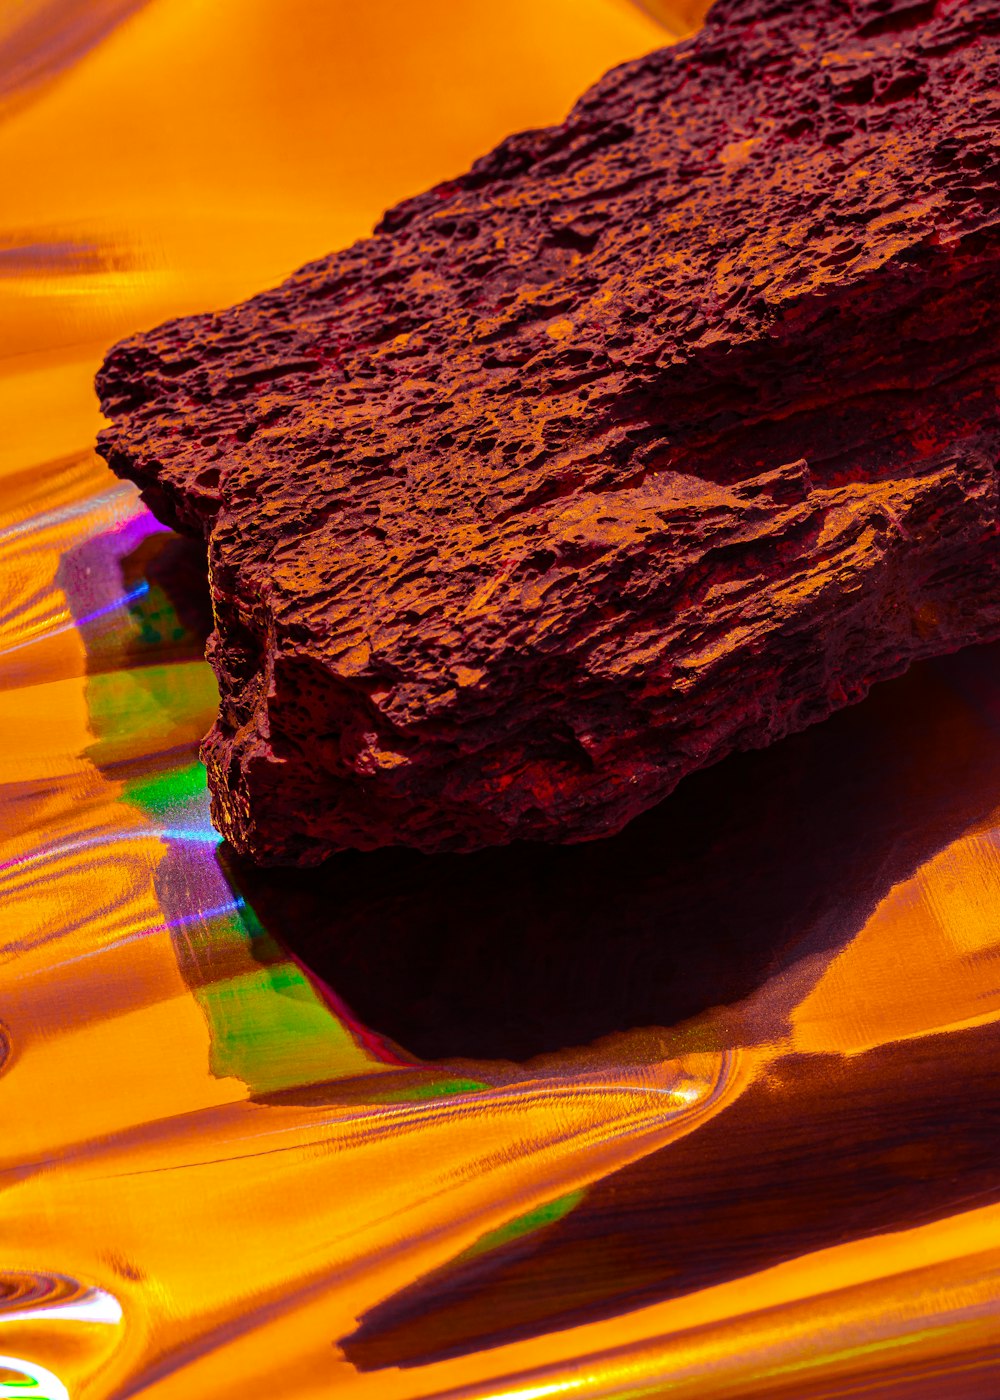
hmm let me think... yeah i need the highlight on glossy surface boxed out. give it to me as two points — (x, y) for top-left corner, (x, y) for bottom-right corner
(1, 1), (999, 1397)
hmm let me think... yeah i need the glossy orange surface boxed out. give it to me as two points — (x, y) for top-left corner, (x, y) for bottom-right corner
(1, 2), (999, 1397)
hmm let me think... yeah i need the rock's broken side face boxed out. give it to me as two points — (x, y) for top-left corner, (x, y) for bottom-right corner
(97, 0), (1000, 862)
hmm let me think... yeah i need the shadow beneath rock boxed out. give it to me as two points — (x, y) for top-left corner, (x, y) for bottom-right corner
(221, 641), (1000, 1064)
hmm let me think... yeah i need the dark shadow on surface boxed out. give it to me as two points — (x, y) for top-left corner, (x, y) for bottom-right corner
(343, 1020), (1000, 1371)
(325, 643), (1000, 1372)
(222, 640), (1000, 1063)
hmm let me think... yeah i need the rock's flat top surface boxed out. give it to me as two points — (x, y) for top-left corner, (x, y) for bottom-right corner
(97, 0), (1000, 861)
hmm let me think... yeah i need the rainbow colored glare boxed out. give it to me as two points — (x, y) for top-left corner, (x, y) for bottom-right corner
(1, 2), (1000, 1397)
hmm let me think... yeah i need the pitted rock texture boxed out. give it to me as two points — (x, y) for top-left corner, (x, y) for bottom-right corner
(97, 0), (1000, 862)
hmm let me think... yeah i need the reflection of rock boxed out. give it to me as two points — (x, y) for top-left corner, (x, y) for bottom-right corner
(98, 0), (1000, 862)
(57, 513), (212, 674)
(118, 529), (213, 657)
(221, 643), (1000, 1062)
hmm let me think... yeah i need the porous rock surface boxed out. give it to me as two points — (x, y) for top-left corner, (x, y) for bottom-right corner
(97, 0), (1000, 861)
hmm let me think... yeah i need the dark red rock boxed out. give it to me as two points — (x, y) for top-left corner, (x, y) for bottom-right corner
(96, 0), (1000, 862)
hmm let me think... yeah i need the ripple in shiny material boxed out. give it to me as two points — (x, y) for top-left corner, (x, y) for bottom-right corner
(0, 1272), (121, 1326)
(0, 1355), (69, 1400)
(0, 1271), (82, 1312)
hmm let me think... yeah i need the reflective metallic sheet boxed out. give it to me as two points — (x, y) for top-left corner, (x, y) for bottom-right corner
(1, 3), (998, 1397)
